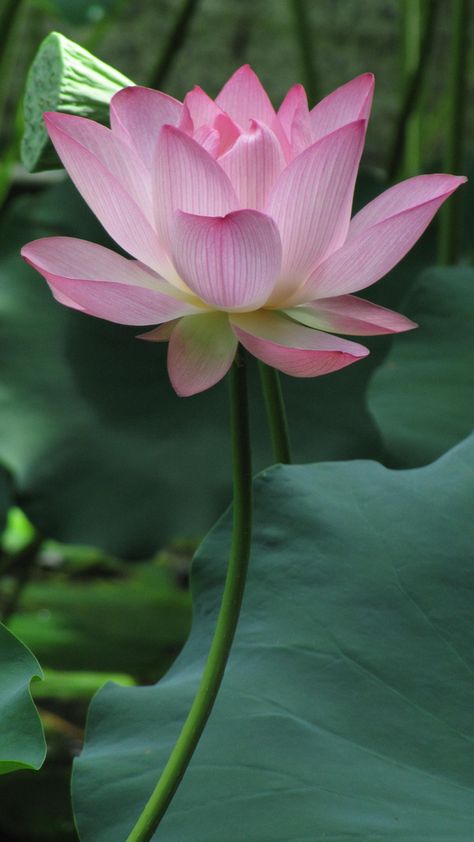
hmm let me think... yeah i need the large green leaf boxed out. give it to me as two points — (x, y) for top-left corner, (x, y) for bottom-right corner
(0, 623), (45, 774)
(73, 436), (474, 841)
(0, 181), (391, 557)
(368, 266), (474, 467)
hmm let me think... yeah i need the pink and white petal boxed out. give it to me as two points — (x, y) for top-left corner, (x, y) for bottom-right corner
(230, 310), (368, 377)
(138, 320), (180, 342)
(45, 115), (166, 273)
(45, 112), (153, 217)
(218, 120), (285, 210)
(347, 173), (466, 238)
(154, 126), (239, 253)
(215, 65), (276, 129)
(309, 73), (374, 143)
(284, 295), (417, 335)
(110, 86), (182, 169)
(303, 175), (467, 299)
(21, 237), (165, 288)
(172, 209), (281, 310)
(266, 120), (366, 302)
(168, 312), (237, 396)
(277, 84), (312, 157)
(22, 237), (199, 325)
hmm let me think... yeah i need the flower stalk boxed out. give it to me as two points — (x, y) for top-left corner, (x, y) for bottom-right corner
(125, 348), (252, 842)
(258, 363), (292, 464)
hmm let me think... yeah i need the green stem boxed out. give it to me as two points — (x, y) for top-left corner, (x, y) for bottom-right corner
(125, 349), (252, 842)
(387, 0), (438, 181)
(288, 0), (319, 105)
(258, 363), (292, 464)
(148, 0), (201, 90)
(438, 0), (470, 265)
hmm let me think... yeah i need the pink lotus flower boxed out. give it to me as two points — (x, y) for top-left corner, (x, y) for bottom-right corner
(22, 66), (465, 396)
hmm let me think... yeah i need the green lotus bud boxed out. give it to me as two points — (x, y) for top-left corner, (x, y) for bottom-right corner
(21, 31), (134, 173)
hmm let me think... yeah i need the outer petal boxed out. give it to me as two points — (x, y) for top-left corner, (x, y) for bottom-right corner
(284, 295), (417, 335)
(218, 120), (285, 210)
(21, 237), (200, 325)
(309, 73), (374, 143)
(303, 174), (467, 299)
(215, 65), (276, 129)
(45, 113), (166, 273)
(168, 313), (238, 396)
(230, 310), (368, 377)
(110, 86), (182, 169)
(154, 126), (239, 253)
(172, 209), (282, 310)
(266, 120), (366, 302)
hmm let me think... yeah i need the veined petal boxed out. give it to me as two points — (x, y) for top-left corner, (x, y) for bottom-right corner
(284, 295), (417, 335)
(309, 73), (374, 143)
(45, 113), (166, 274)
(230, 310), (368, 376)
(172, 209), (281, 310)
(21, 237), (200, 325)
(303, 174), (467, 299)
(194, 125), (221, 157)
(218, 120), (285, 210)
(266, 120), (366, 302)
(277, 84), (312, 157)
(168, 312), (237, 396)
(183, 86), (222, 131)
(154, 126), (239, 253)
(110, 86), (182, 169)
(215, 65), (276, 129)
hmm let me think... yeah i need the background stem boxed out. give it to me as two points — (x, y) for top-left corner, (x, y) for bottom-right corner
(125, 349), (252, 842)
(288, 0), (319, 105)
(148, 0), (201, 90)
(438, 0), (470, 265)
(258, 363), (292, 465)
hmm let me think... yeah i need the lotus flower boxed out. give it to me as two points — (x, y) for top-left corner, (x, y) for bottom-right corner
(22, 66), (465, 396)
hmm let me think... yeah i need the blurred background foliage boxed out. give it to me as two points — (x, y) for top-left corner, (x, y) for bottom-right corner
(0, 0), (472, 839)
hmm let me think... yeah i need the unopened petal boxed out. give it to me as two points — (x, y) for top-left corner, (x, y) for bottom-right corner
(230, 310), (368, 377)
(172, 209), (281, 310)
(168, 312), (237, 396)
(215, 65), (276, 129)
(218, 120), (285, 210)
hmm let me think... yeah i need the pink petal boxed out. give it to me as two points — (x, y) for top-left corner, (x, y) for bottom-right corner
(193, 125), (221, 157)
(110, 86), (183, 169)
(213, 114), (241, 155)
(183, 86), (221, 131)
(45, 111), (152, 215)
(172, 209), (281, 310)
(277, 84), (312, 157)
(218, 120), (285, 210)
(230, 310), (368, 376)
(168, 313), (238, 396)
(266, 120), (366, 302)
(215, 65), (276, 129)
(303, 174), (467, 299)
(284, 295), (417, 335)
(154, 126), (239, 253)
(309, 73), (374, 143)
(45, 113), (166, 274)
(21, 237), (200, 325)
